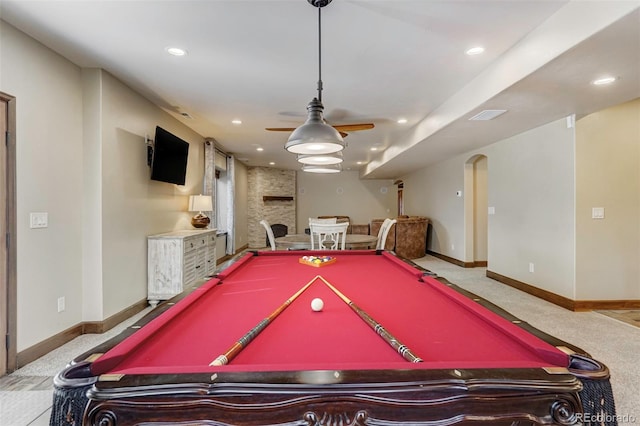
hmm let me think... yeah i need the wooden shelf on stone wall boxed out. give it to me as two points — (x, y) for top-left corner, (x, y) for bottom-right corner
(263, 196), (294, 202)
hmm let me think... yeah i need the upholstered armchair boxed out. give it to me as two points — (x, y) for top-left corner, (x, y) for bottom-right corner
(317, 216), (369, 235)
(395, 216), (429, 259)
(370, 216), (429, 259)
(350, 224), (370, 235)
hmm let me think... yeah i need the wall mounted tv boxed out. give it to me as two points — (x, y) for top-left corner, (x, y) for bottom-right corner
(149, 126), (189, 185)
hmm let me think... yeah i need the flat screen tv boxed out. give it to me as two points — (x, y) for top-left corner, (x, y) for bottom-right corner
(150, 126), (189, 185)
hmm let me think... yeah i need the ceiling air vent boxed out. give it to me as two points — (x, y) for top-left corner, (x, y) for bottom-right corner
(468, 109), (507, 121)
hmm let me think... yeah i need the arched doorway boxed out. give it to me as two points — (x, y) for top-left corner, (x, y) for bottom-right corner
(464, 155), (488, 266)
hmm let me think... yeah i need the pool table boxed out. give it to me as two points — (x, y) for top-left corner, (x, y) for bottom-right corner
(51, 250), (616, 425)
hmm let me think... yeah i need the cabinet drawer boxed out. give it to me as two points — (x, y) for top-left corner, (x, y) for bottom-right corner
(184, 236), (207, 253)
(184, 238), (197, 253)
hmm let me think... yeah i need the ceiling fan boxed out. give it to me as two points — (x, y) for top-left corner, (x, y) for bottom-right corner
(266, 122), (374, 138)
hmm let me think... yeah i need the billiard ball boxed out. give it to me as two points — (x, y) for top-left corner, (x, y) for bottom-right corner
(311, 298), (324, 312)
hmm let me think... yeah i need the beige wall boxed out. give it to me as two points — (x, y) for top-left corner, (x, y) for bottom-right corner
(296, 171), (396, 232)
(403, 158), (465, 258)
(2, 21), (84, 351)
(404, 107), (639, 302)
(403, 118), (576, 299)
(1, 21), (206, 350)
(575, 98), (640, 300)
(484, 118), (576, 299)
(98, 71), (205, 319)
(81, 69), (104, 318)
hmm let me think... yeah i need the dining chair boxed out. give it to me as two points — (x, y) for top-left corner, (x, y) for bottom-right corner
(309, 217), (337, 225)
(259, 220), (276, 251)
(376, 218), (397, 250)
(309, 222), (349, 250)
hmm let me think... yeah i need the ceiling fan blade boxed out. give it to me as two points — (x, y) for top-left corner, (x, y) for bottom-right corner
(332, 123), (375, 132)
(265, 127), (297, 132)
(266, 127), (349, 138)
(265, 123), (372, 137)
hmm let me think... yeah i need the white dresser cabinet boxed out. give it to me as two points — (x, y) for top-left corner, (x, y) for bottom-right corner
(147, 229), (216, 306)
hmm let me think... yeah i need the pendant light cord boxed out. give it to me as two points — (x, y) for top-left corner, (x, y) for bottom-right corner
(317, 6), (323, 103)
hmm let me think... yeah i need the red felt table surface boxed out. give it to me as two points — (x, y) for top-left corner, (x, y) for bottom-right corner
(92, 251), (567, 375)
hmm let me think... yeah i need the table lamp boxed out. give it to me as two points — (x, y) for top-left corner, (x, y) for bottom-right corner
(188, 194), (213, 228)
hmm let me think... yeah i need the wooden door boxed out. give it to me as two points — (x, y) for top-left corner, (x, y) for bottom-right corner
(0, 97), (8, 375)
(396, 181), (404, 216)
(1, 92), (17, 374)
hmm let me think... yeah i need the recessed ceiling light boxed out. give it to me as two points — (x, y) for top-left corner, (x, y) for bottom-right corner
(370, 147), (378, 152)
(166, 47), (187, 56)
(592, 76), (616, 86)
(356, 161), (364, 165)
(231, 119), (242, 125)
(397, 118), (408, 124)
(256, 147), (264, 152)
(466, 46), (485, 56)
(269, 162), (275, 165)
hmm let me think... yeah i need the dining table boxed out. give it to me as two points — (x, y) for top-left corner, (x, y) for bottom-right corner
(275, 233), (379, 250)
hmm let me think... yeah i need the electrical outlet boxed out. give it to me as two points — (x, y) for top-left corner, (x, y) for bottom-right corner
(57, 296), (65, 312)
(529, 263), (535, 273)
(451, 244), (455, 251)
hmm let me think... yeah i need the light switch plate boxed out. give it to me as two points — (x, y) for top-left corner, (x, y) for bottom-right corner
(30, 212), (48, 228)
(592, 207), (605, 219)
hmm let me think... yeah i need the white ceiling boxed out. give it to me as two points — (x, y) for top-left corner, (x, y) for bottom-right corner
(1, 0), (638, 179)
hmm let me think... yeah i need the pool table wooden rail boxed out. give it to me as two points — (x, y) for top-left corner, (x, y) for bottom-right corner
(65, 364), (583, 425)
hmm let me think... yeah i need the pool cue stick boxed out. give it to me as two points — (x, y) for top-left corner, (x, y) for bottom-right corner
(209, 275), (320, 366)
(318, 275), (423, 363)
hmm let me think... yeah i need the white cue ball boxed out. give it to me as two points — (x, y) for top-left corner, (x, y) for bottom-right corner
(311, 298), (324, 312)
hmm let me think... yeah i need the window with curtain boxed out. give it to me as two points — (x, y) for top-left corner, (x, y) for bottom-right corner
(215, 149), (229, 232)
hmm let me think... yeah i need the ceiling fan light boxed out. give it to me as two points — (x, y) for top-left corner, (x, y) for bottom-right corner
(302, 163), (342, 173)
(297, 152), (343, 165)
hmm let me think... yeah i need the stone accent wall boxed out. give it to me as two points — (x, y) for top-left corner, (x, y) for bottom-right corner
(247, 167), (296, 248)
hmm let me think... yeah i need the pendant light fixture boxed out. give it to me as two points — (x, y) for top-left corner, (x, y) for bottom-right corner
(302, 163), (342, 173)
(297, 151), (343, 165)
(284, 0), (345, 159)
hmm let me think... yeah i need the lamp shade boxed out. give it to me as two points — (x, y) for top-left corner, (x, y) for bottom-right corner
(302, 163), (342, 173)
(297, 151), (343, 165)
(284, 98), (345, 155)
(188, 195), (212, 212)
